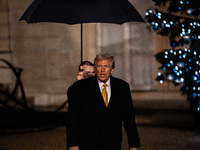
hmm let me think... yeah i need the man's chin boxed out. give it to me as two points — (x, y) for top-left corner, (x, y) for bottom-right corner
(98, 78), (107, 83)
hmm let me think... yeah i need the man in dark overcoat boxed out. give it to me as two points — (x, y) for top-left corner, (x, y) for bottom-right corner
(66, 53), (140, 150)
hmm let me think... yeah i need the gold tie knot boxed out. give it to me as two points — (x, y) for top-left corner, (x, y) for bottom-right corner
(102, 83), (108, 107)
(103, 83), (107, 88)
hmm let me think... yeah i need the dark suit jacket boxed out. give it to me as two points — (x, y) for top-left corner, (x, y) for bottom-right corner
(66, 76), (140, 150)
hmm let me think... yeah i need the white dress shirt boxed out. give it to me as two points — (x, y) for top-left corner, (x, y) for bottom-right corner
(98, 78), (111, 103)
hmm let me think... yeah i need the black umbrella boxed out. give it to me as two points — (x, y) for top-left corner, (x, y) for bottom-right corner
(19, 0), (144, 62)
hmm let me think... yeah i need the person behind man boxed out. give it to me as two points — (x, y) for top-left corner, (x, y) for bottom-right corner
(66, 53), (140, 150)
(77, 61), (95, 80)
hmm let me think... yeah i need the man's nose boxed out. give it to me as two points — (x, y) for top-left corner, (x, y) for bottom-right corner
(101, 67), (105, 72)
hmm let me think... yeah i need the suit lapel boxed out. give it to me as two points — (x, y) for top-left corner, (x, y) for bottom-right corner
(90, 76), (107, 108)
(107, 76), (118, 108)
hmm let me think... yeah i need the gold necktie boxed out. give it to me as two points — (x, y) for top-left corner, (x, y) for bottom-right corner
(102, 83), (108, 107)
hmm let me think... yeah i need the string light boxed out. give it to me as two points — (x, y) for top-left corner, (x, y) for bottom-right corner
(145, 0), (200, 111)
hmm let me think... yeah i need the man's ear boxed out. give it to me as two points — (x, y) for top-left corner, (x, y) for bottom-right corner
(111, 68), (114, 74)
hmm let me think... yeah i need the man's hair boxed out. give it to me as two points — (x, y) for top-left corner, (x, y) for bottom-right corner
(78, 61), (94, 71)
(94, 53), (115, 68)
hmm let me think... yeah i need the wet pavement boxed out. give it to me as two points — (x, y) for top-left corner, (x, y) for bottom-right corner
(0, 109), (200, 150)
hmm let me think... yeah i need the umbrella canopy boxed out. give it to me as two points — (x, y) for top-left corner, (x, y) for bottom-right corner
(20, 0), (144, 24)
(19, 0), (145, 61)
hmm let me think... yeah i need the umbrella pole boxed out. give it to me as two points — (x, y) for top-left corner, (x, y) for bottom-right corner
(81, 23), (83, 63)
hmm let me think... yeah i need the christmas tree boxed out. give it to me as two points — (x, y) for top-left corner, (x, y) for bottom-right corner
(145, 0), (200, 126)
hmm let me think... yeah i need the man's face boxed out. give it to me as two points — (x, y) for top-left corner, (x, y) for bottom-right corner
(82, 65), (95, 79)
(95, 59), (114, 83)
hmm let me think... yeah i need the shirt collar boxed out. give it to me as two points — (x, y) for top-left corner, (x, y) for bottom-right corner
(97, 78), (111, 88)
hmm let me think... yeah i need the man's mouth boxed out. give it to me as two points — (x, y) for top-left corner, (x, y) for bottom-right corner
(100, 74), (105, 77)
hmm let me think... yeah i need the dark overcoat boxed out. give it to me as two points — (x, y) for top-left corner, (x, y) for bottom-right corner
(66, 76), (140, 150)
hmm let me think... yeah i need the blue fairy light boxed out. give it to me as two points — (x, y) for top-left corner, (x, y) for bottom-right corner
(175, 66), (178, 70)
(157, 12), (161, 19)
(171, 41), (176, 47)
(193, 87), (196, 90)
(149, 9), (153, 13)
(178, 7), (182, 10)
(194, 76), (197, 81)
(158, 72), (162, 76)
(186, 86), (189, 90)
(180, 1), (183, 4)
(197, 106), (200, 111)
(167, 74), (174, 81)
(154, 23), (159, 28)
(193, 93), (197, 98)
(173, 68), (177, 73)
(165, 55), (168, 59)
(156, 13), (161, 19)
(175, 79), (181, 83)
(165, 24), (170, 28)
(180, 78), (184, 82)
(177, 62), (184, 68)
